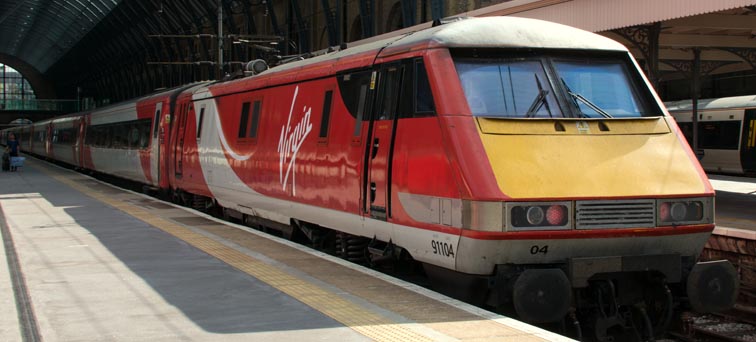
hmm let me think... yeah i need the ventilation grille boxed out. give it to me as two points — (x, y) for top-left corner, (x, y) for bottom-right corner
(576, 200), (655, 229)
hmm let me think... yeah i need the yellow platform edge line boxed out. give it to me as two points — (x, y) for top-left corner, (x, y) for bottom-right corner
(46, 170), (438, 342)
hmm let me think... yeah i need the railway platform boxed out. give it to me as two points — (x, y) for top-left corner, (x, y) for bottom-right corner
(708, 174), (756, 234)
(0, 157), (571, 342)
(704, 175), (756, 307)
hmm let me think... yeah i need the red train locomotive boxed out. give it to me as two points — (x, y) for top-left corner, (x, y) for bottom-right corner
(5, 17), (738, 340)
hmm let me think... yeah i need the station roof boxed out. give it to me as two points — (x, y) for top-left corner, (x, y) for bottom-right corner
(0, 0), (122, 73)
(0, 0), (755, 101)
(468, 0), (756, 78)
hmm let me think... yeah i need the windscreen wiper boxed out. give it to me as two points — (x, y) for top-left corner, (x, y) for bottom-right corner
(525, 74), (552, 117)
(561, 78), (612, 118)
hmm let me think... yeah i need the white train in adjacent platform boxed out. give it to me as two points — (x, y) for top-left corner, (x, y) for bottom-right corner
(666, 95), (756, 175)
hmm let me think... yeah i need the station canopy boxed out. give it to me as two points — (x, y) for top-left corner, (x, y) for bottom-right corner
(0, 0), (122, 73)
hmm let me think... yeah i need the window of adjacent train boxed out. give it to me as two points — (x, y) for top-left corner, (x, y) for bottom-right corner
(699, 121), (741, 150)
(455, 59), (560, 118)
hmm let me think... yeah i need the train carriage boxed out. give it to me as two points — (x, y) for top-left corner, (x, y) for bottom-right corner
(79, 85), (204, 186)
(29, 120), (50, 157)
(16, 125), (33, 153)
(49, 115), (84, 167)
(166, 17), (736, 337)
(666, 95), (756, 175)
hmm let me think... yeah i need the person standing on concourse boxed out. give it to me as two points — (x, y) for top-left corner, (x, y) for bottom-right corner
(7, 133), (19, 172)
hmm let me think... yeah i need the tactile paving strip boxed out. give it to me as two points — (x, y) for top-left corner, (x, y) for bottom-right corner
(45, 169), (436, 342)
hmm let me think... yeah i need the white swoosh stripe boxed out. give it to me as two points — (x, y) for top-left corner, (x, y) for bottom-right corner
(214, 106), (251, 161)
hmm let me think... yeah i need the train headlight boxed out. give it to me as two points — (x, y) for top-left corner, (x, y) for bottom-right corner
(670, 202), (688, 221)
(657, 198), (711, 226)
(507, 202), (572, 231)
(526, 206), (545, 225)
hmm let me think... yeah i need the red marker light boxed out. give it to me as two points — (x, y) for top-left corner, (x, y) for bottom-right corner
(546, 205), (566, 225)
(660, 202), (670, 222)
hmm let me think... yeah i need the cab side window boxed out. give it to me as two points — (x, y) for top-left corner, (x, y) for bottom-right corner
(414, 60), (436, 116)
(398, 59), (436, 118)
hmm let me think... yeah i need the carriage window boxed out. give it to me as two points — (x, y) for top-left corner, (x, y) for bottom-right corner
(377, 67), (401, 120)
(139, 120), (151, 149)
(99, 126), (112, 147)
(197, 107), (205, 139)
(677, 122), (694, 147)
(53, 127), (77, 145)
(338, 70), (374, 120)
(249, 101), (261, 138)
(129, 125), (141, 148)
(456, 59), (560, 118)
(153, 109), (161, 138)
(699, 121), (741, 150)
(113, 124), (129, 148)
(354, 84), (368, 136)
(238, 102), (250, 138)
(319, 91), (333, 138)
(85, 126), (95, 145)
(415, 60), (435, 115)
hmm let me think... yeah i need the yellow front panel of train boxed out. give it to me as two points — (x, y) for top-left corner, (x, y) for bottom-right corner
(477, 117), (707, 198)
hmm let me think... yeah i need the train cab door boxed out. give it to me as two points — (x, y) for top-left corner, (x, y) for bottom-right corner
(742, 109), (756, 173)
(363, 63), (404, 221)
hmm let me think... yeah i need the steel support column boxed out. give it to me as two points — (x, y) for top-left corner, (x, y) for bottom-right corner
(401, 0), (417, 28)
(321, 0), (338, 47)
(691, 48), (700, 158)
(266, 0), (285, 55)
(430, 0), (443, 20)
(663, 50), (740, 159)
(290, 0), (310, 54)
(359, 0), (374, 38)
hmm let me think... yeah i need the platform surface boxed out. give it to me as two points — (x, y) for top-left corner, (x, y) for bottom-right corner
(0, 158), (572, 342)
(708, 174), (756, 237)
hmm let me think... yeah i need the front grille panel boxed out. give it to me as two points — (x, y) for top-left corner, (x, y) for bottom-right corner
(576, 200), (655, 229)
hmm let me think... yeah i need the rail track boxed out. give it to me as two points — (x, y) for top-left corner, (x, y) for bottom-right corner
(669, 305), (756, 342)
(663, 230), (756, 342)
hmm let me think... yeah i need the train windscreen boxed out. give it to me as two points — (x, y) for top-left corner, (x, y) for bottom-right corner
(454, 51), (659, 118)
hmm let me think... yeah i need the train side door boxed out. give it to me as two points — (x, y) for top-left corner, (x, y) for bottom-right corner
(71, 120), (78, 165)
(174, 103), (189, 177)
(364, 63), (404, 221)
(77, 119), (85, 167)
(743, 109), (756, 173)
(150, 102), (162, 185)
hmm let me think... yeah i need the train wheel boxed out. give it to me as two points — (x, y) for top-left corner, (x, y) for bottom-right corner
(512, 269), (571, 323)
(643, 282), (673, 338)
(687, 260), (739, 313)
